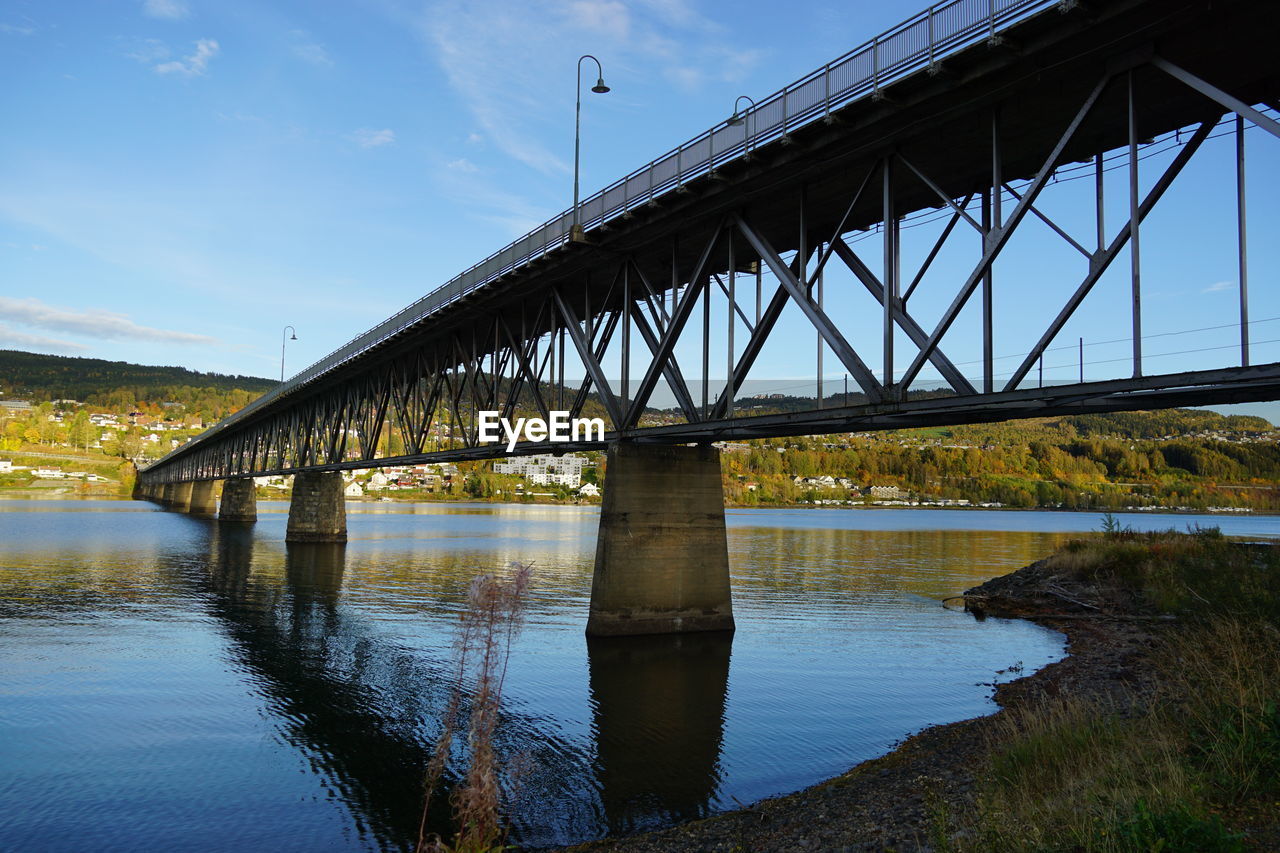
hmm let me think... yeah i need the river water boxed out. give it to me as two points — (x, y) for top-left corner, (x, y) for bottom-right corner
(1, 500), (1276, 851)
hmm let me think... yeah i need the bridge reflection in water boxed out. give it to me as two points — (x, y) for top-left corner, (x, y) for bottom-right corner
(588, 632), (732, 836)
(198, 525), (731, 848)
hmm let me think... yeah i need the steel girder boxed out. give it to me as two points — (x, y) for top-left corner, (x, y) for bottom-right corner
(141, 48), (1280, 484)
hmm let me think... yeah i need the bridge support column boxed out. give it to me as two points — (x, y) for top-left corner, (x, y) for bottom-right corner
(219, 477), (257, 522)
(586, 443), (734, 637)
(286, 471), (347, 543)
(188, 480), (217, 516)
(169, 480), (193, 512)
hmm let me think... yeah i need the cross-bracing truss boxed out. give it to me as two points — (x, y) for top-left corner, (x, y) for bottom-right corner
(144, 51), (1280, 484)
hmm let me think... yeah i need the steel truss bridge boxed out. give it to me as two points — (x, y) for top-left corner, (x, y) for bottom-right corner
(142, 0), (1280, 485)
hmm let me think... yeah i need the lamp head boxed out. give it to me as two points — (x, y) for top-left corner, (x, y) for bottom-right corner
(727, 112), (745, 127)
(591, 77), (610, 94)
(290, 332), (297, 341)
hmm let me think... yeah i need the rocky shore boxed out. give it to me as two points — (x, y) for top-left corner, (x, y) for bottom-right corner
(563, 557), (1169, 852)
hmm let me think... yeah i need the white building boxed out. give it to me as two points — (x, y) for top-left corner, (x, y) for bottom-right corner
(494, 454), (588, 488)
(344, 481), (365, 498)
(577, 482), (601, 498)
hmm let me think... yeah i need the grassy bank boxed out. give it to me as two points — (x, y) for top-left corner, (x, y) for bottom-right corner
(956, 528), (1280, 852)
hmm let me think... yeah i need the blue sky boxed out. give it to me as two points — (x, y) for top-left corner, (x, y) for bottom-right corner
(2, 0), (1277, 418)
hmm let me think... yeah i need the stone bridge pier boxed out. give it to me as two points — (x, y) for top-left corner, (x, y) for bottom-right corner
(285, 471), (347, 543)
(219, 477), (257, 522)
(586, 442), (734, 637)
(189, 481), (218, 517)
(167, 480), (194, 512)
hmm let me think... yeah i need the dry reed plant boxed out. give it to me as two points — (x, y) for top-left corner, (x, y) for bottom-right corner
(417, 561), (533, 853)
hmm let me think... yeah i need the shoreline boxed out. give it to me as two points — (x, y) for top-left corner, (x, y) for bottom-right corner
(5, 490), (1267, 517)
(559, 557), (1168, 852)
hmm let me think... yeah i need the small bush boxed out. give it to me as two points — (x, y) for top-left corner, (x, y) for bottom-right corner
(1107, 800), (1244, 852)
(1043, 527), (1278, 620)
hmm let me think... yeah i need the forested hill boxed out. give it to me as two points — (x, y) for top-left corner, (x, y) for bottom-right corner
(0, 350), (275, 409)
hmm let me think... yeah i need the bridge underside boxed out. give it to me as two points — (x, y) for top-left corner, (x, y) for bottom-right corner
(140, 0), (1280, 486)
(140, 363), (1280, 478)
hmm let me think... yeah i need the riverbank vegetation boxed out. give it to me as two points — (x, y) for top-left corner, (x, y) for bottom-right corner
(953, 528), (1280, 851)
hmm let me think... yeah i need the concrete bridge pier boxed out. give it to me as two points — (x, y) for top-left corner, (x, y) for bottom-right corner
(189, 480), (218, 517)
(585, 442), (735, 637)
(286, 471), (347, 543)
(219, 477), (257, 522)
(168, 481), (194, 512)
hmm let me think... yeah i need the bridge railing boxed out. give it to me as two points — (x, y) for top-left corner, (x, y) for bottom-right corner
(145, 0), (1058, 468)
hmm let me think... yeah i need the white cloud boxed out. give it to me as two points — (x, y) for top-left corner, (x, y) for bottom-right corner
(0, 297), (218, 345)
(125, 38), (170, 63)
(292, 42), (332, 66)
(288, 30), (333, 66)
(1202, 280), (1234, 294)
(433, 162), (555, 239)
(351, 128), (396, 148)
(142, 0), (189, 20)
(567, 0), (631, 39)
(0, 21), (35, 36)
(155, 38), (219, 76)
(0, 322), (88, 353)
(421, 0), (761, 175)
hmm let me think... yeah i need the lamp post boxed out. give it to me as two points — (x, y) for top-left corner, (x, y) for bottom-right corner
(727, 95), (758, 157)
(572, 54), (610, 243)
(281, 325), (297, 382)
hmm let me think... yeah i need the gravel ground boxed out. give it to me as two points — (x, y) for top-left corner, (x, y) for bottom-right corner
(559, 559), (1166, 853)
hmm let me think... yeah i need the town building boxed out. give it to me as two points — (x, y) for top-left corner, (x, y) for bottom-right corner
(493, 454), (588, 487)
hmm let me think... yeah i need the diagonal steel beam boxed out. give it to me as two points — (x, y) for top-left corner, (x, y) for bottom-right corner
(553, 289), (624, 427)
(832, 237), (976, 395)
(900, 72), (1113, 390)
(712, 273), (756, 333)
(501, 316), (551, 420)
(897, 153), (983, 233)
(903, 193), (974, 302)
(1003, 114), (1219, 391)
(569, 308), (621, 419)
(1002, 183), (1091, 259)
(625, 219), (727, 425)
(628, 259), (670, 329)
(627, 299), (700, 422)
(1151, 56), (1280, 142)
(734, 213), (884, 402)
(710, 250), (812, 418)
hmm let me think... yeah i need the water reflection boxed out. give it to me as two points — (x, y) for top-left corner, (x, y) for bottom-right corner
(200, 527), (437, 851)
(0, 500), (1119, 850)
(588, 632), (732, 836)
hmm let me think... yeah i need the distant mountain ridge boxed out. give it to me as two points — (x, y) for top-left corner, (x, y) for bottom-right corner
(0, 350), (276, 404)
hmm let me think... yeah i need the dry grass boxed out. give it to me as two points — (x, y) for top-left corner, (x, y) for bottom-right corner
(417, 561), (533, 853)
(1042, 524), (1280, 620)
(950, 529), (1280, 852)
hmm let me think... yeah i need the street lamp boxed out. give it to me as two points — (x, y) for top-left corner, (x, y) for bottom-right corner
(572, 54), (610, 243)
(727, 95), (758, 157)
(281, 325), (297, 382)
